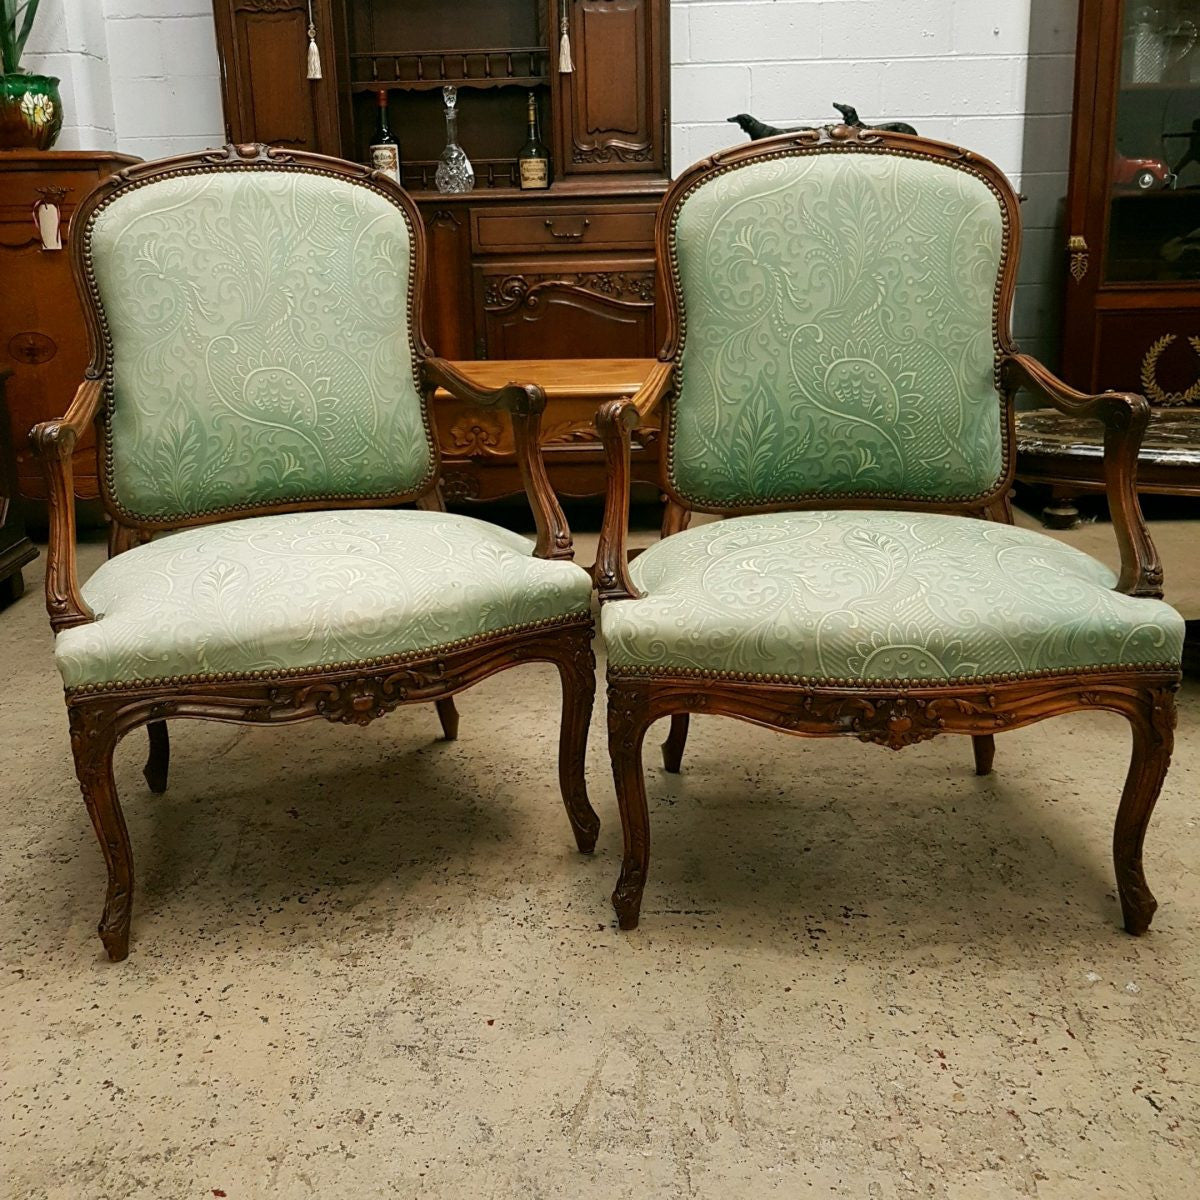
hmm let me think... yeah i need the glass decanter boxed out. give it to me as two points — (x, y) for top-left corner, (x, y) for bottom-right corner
(435, 86), (474, 193)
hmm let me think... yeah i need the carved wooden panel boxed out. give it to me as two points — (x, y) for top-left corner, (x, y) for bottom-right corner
(557, 0), (666, 176)
(211, 0), (342, 154)
(475, 258), (658, 359)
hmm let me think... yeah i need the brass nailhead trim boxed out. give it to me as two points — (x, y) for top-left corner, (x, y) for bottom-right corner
(662, 144), (1015, 511)
(606, 660), (1181, 687)
(65, 612), (592, 696)
(83, 162), (439, 528)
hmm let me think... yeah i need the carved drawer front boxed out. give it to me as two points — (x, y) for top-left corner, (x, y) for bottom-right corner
(1092, 309), (1200, 403)
(475, 256), (658, 360)
(471, 203), (657, 254)
(0, 172), (93, 245)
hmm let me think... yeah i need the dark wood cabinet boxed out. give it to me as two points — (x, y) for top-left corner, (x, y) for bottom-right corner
(210, 0), (671, 498)
(0, 371), (37, 603)
(0, 150), (139, 500)
(557, 0), (667, 176)
(1061, 0), (1200, 395)
(211, 0), (344, 154)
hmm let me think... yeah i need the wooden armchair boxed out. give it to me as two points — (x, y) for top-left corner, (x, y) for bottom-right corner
(594, 126), (1184, 934)
(34, 145), (597, 961)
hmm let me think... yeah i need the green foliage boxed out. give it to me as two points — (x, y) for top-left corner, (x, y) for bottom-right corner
(1, 0), (41, 76)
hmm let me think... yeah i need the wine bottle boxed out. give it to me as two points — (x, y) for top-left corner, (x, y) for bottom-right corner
(369, 90), (401, 184)
(518, 92), (550, 190)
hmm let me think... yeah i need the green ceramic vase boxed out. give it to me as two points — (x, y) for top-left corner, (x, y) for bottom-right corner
(0, 73), (63, 150)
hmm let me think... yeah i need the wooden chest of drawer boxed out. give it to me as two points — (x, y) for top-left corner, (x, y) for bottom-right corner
(0, 150), (139, 501)
(471, 203), (658, 254)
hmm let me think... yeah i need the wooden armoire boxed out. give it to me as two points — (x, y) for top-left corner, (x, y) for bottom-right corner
(210, 0), (671, 499)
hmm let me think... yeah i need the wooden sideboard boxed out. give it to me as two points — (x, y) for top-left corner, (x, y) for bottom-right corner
(211, 0), (671, 498)
(0, 150), (139, 500)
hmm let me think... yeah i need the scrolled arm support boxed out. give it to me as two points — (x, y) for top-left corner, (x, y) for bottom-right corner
(30, 378), (104, 631)
(421, 357), (572, 561)
(1001, 352), (1163, 598)
(593, 363), (675, 604)
(594, 399), (642, 602)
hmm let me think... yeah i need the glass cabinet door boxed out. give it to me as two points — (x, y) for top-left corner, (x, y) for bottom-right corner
(1108, 0), (1200, 280)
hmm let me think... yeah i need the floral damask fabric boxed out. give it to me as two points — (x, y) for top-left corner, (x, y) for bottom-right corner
(668, 152), (1007, 506)
(56, 510), (592, 691)
(601, 512), (1183, 683)
(87, 169), (434, 520)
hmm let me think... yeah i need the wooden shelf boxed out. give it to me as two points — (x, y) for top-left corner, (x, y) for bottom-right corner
(350, 46), (548, 91)
(1120, 80), (1200, 92)
(401, 157), (520, 191)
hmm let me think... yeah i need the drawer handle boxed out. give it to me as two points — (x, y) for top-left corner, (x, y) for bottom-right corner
(544, 217), (590, 241)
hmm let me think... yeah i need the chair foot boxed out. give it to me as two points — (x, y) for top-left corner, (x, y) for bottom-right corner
(972, 734), (995, 776)
(609, 687), (651, 929)
(661, 713), (689, 773)
(1114, 693), (1174, 935)
(435, 698), (459, 741)
(557, 632), (600, 853)
(143, 720), (169, 793)
(613, 862), (646, 930)
(70, 708), (133, 961)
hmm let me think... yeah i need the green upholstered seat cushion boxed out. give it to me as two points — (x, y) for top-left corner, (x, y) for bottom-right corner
(601, 512), (1182, 684)
(56, 510), (592, 692)
(667, 152), (1007, 507)
(86, 168), (434, 521)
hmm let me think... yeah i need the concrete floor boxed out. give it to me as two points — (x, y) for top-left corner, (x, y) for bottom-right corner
(1, 509), (1198, 1198)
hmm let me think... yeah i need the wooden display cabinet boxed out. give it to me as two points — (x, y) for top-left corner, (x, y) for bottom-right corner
(1061, 0), (1200, 395)
(211, 0), (671, 499)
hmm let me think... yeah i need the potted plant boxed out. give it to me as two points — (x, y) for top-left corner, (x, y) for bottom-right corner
(1, 0), (61, 150)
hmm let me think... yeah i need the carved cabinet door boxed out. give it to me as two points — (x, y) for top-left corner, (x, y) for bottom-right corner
(555, 0), (668, 176)
(475, 258), (658, 358)
(211, 0), (343, 155)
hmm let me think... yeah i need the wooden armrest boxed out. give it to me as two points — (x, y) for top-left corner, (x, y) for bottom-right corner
(625, 359), (674, 420)
(593, 398), (644, 602)
(1001, 352), (1163, 598)
(592, 363), (674, 602)
(422, 357), (546, 417)
(592, 360), (674, 601)
(420, 357), (572, 561)
(29, 379), (104, 630)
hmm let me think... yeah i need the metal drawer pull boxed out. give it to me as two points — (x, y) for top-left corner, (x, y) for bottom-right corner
(544, 217), (590, 240)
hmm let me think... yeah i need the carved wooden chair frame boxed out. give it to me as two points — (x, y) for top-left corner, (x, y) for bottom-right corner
(593, 125), (1178, 935)
(34, 144), (597, 961)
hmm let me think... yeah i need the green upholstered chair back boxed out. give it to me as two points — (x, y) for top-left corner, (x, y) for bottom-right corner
(77, 149), (436, 525)
(663, 137), (1017, 510)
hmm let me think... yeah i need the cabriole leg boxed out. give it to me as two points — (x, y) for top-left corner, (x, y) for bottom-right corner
(661, 713), (689, 773)
(1114, 691), (1175, 935)
(69, 707), (133, 961)
(609, 688), (652, 930)
(555, 630), (600, 853)
(144, 720), (170, 793)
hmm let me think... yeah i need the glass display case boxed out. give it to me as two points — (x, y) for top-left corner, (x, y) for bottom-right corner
(1109, 2), (1200, 280)
(1063, 0), (1200, 394)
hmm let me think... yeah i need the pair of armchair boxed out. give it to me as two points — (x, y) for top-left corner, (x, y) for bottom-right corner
(38, 134), (1182, 962)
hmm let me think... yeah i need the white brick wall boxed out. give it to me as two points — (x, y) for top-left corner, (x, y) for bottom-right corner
(103, 0), (224, 160)
(25, 0), (1078, 363)
(22, 0), (117, 150)
(673, 0), (1079, 366)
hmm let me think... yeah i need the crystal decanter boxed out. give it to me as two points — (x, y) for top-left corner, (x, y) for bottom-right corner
(435, 86), (474, 193)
